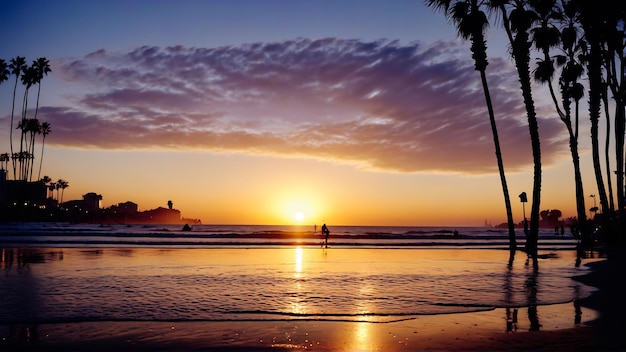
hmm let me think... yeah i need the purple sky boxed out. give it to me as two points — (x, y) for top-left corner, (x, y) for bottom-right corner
(0, 0), (591, 225)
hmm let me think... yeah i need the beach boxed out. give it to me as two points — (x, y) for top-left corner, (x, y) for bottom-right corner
(0, 225), (622, 351)
(1, 307), (604, 351)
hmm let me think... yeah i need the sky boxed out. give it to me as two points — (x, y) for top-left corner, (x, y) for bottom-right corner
(0, 0), (611, 226)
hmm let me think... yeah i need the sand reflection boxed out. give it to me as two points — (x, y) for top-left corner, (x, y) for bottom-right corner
(288, 246), (307, 315)
(351, 322), (372, 351)
(294, 246), (303, 278)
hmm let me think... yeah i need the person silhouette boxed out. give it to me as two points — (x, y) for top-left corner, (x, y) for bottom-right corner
(321, 223), (330, 248)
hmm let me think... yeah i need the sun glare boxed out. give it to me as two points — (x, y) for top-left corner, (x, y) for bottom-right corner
(295, 211), (305, 222)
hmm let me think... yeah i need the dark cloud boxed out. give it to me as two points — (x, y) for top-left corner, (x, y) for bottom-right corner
(43, 38), (565, 174)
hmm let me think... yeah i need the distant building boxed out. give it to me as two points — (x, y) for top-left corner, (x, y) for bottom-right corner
(0, 170), (47, 206)
(83, 192), (103, 212)
(140, 207), (182, 223)
(112, 201), (138, 214)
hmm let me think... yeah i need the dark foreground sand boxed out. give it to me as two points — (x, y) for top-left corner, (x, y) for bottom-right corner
(2, 249), (625, 351)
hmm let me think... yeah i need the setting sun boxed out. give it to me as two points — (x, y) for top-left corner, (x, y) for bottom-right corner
(295, 211), (305, 222)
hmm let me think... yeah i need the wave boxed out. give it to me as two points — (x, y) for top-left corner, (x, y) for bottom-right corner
(0, 222), (580, 249)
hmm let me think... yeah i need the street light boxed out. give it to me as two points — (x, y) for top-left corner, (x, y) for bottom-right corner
(589, 194), (598, 219)
(519, 192), (528, 235)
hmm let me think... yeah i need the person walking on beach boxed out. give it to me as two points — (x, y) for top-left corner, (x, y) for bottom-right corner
(321, 223), (330, 248)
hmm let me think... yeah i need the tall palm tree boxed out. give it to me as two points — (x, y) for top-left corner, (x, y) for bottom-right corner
(490, 0), (542, 267)
(531, 0), (589, 243)
(18, 64), (36, 181)
(32, 57), (51, 121)
(8, 56), (26, 180)
(576, 1), (610, 231)
(48, 182), (56, 200)
(0, 59), (8, 85)
(0, 60), (8, 166)
(586, 0), (626, 237)
(427, 0), (517, 263)
(56, 179), (69, 204)
(26, 118), (41, 182)
(601, 81), (615, 213)
(37, 122), (51, 181)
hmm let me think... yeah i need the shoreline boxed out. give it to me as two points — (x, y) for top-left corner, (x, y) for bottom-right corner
(0, 304), (605, 351)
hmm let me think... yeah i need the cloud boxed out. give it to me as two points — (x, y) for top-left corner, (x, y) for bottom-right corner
(42, 38), (565, 174)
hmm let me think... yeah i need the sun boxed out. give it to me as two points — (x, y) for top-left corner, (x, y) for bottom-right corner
(295, 211), (305, 222)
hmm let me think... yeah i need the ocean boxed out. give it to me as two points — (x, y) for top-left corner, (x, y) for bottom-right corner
(0, 223), (599, 326)
(0, 223), (580, 249)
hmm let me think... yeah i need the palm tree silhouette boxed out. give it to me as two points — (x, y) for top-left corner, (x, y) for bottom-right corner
(48, 182), (56, 200)
(26, 118), (42, 182)
(37, 122), (51, 181)
(0, 59), (8, 85)
(577, 0), (626, 234)
(56, 179), (69, 205)
(18, 64), (36, 181)
(0, 60), (8, 172)
(0, 153), (9, 172)
(490, 0), (542, 267)
(427, 0), (517, 262)
(530, 0), (589, 241)
(580, 13), (610, 220)
(8, 56), (26, 180)
(32, 58), (51, 121)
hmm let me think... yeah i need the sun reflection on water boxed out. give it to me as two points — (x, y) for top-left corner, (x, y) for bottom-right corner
(289, 246), (307, 315)
(294, 246), (303, 277)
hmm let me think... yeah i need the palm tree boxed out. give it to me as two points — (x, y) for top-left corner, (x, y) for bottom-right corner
(427, 0), (517, 263)
(8, 56), (26, 180)
(530, 0), (589, 243)
(0, 60), (8, 170)
(40, 175), (51, 185)
(490, 0), (542, 267)
(575, 1), (610, 233)
(37, 122), (51, 181)
(57, 179), (69, 205)
(32, 57), (51, 121)
(28, 58), (52, 183)
(601, 81), (615, 213)
(26, 118), (41, 182)
(0, 59), (8, 84)
(583, 0), (626, 237)
(48, 182), (56, 200)
(0, 153), (9, 172)
(18, 64), (36, 181)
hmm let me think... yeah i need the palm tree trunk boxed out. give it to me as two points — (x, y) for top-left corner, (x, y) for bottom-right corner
(565, 120), (588, 237)
(9, 76), (19, 180)
(480, 70), (517, 261)
(495, 1), (540, 268)
(38, 137), (46, 181)
(29, 131), (36, 182)
(512, 32), (541, 269)
(603, 91), (615, 212)
(19, 90), (28, 181)
(615, 104), (625, 235)
(587, 40), (610, 226)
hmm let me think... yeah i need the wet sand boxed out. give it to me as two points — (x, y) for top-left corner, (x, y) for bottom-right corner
(1, 247), (622, 351)
(2, 306), (606, 351)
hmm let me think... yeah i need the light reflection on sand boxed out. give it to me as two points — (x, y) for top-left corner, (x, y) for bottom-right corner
(294, 246), (303, 277)
(352, 321), (372, 351)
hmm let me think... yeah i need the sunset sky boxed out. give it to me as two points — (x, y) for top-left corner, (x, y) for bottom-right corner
(0, 0), (609, 226)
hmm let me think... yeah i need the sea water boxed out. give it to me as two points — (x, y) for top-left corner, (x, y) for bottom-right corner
(0, 223), (599, 324)
(0, 223), (580, 249)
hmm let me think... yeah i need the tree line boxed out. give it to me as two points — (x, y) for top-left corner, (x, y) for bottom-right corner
(0, 56), (52, 183)
(1, 56), (69, 206)
(426, 0), (625, 267)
